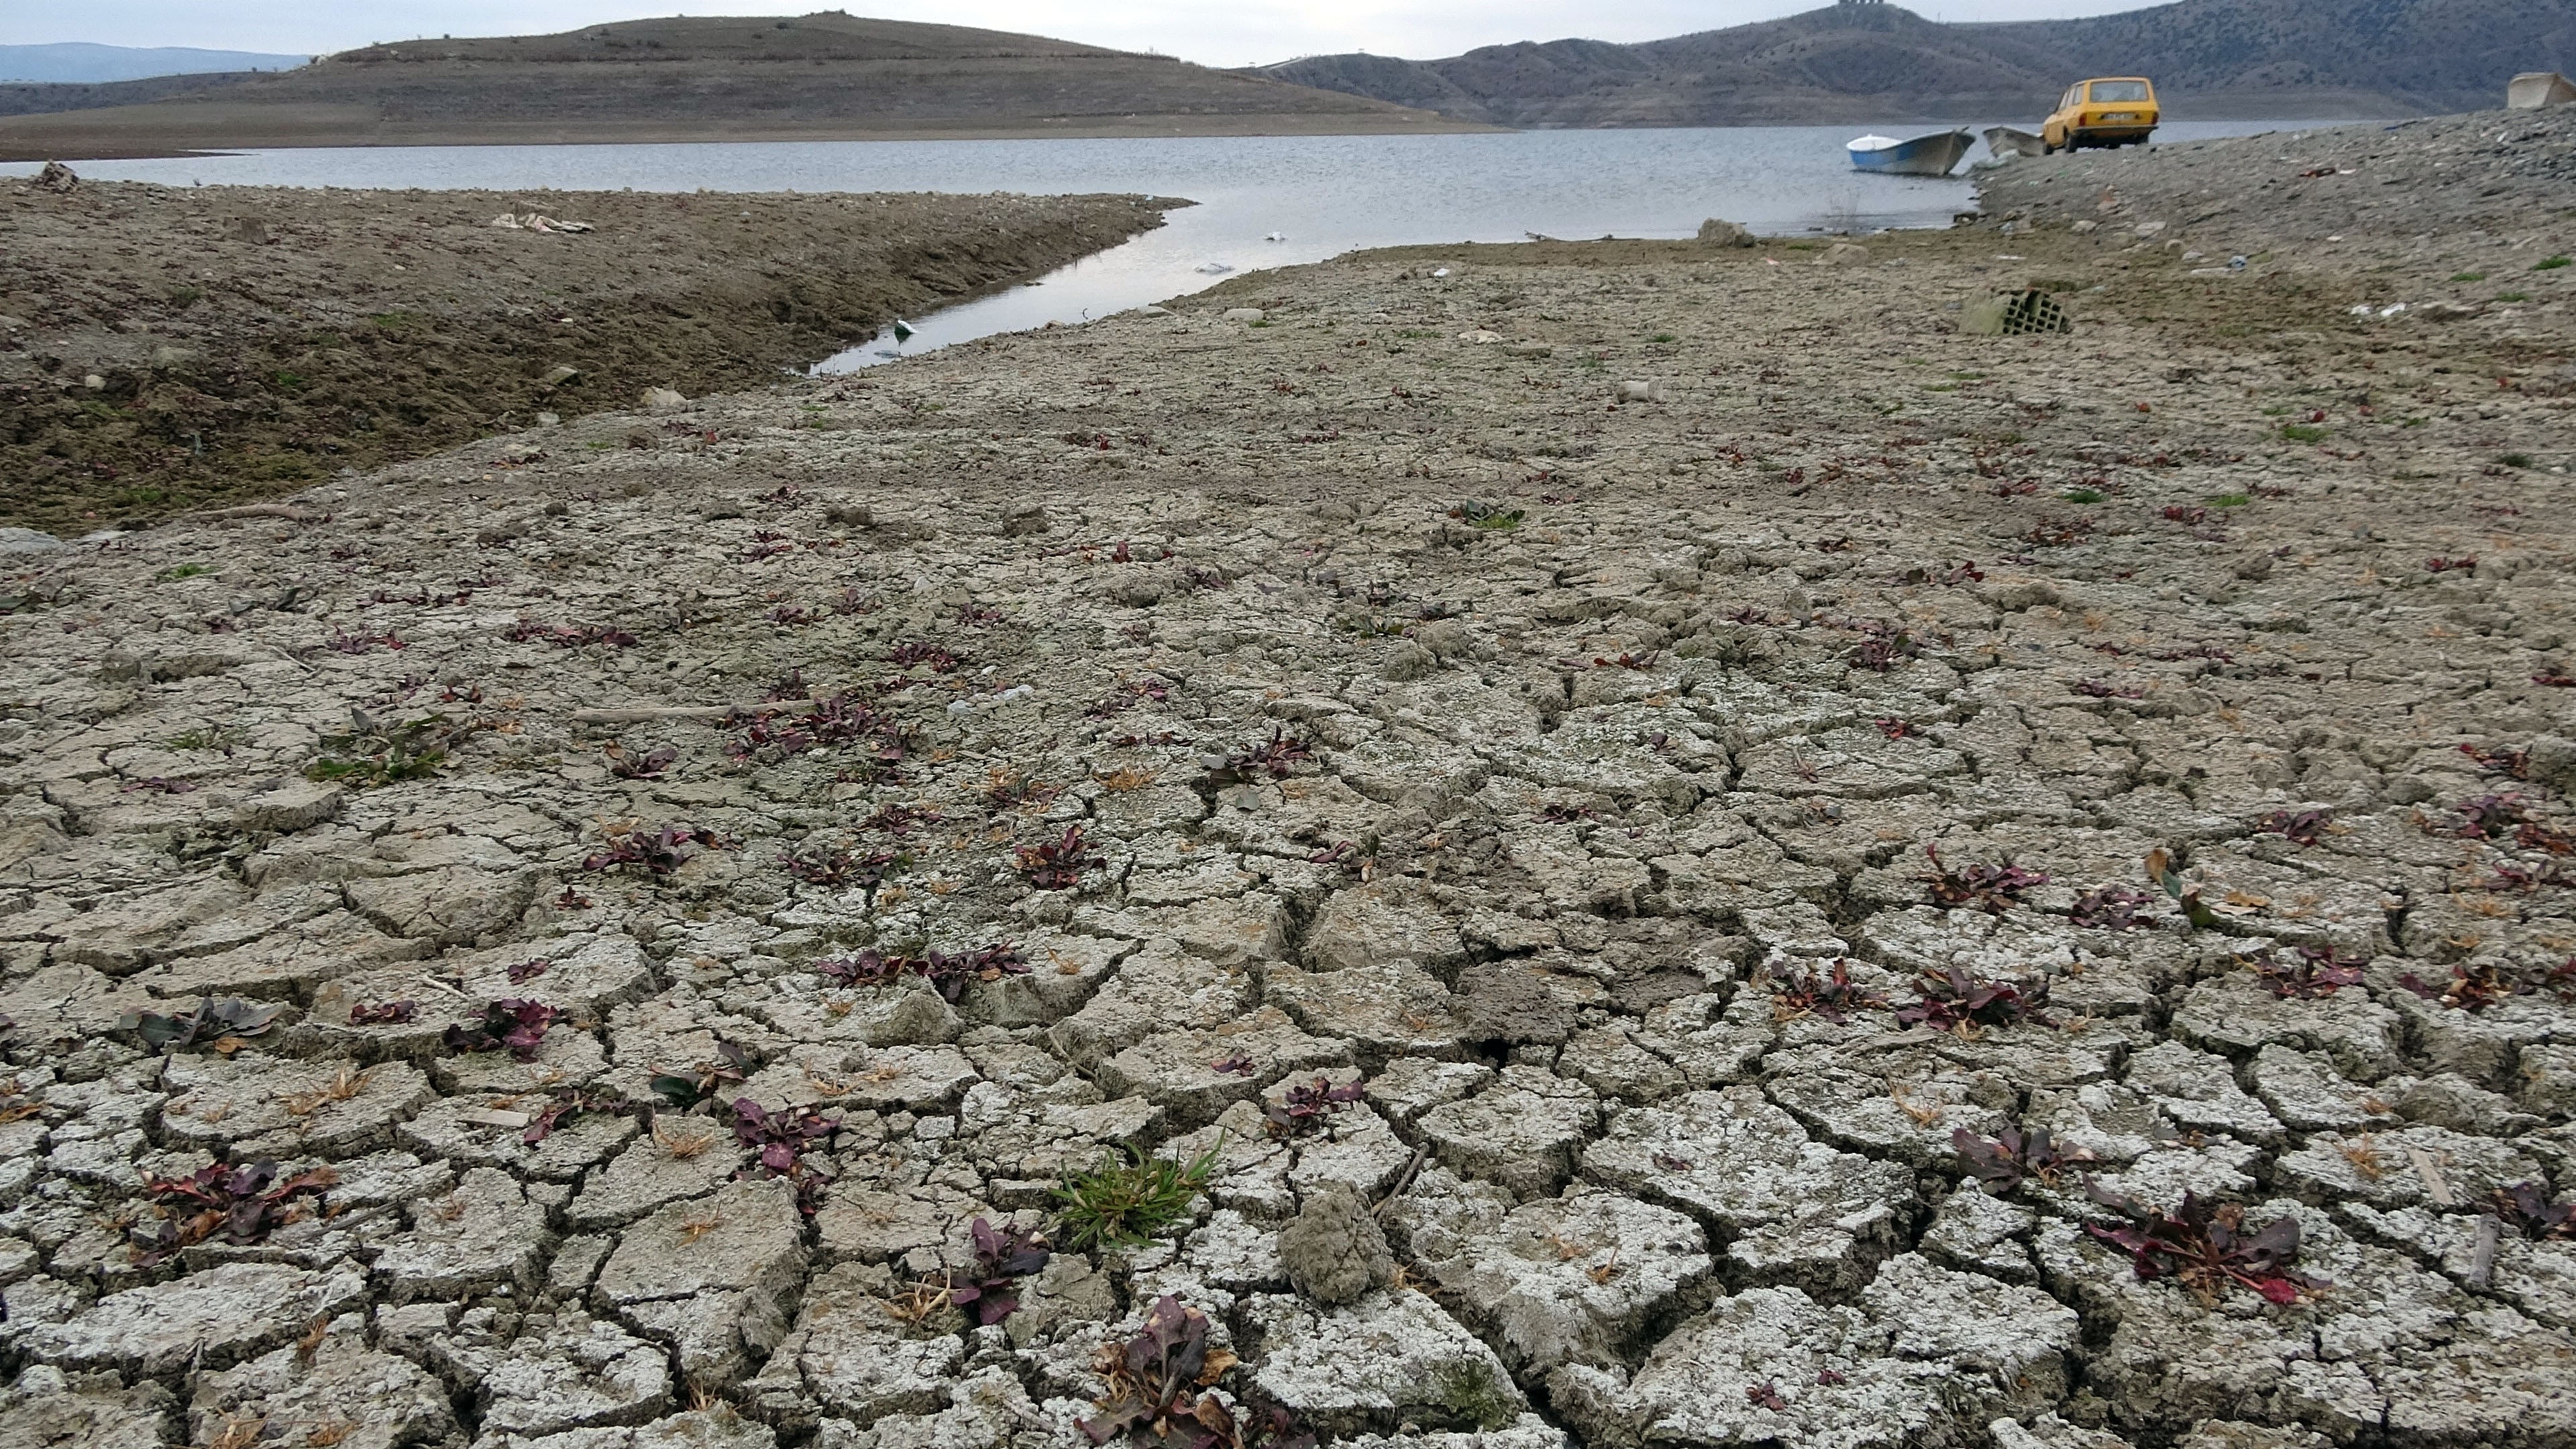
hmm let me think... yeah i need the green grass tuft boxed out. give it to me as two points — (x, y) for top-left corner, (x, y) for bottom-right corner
(2278, 425), (2327, 443)
(2536, 256), (2571, 271)
(156, 564), (211, 582)
(2206, 492), (2253, 507)
(2061, 488), (2104, 504)
(1051, 1142), (1218, 1252)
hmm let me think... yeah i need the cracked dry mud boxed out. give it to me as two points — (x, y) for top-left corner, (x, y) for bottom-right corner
(5, 108), (2576, 1449)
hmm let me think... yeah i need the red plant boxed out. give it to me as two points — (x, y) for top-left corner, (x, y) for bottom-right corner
(2487, 1181), (2576, 1240)
(1766, 959), (1888, 1024)
(607, 743), (678, 780)
(1874, 716), (1915, 740)
(1079, 1296), (1313, 1449)
(504, 620), (639, 648)
(348, 999), (418, 1025)
(889, 639), (963, 673)
(2251, 945), (2365, 1000)
(506, 959), (551, 985)
(1016, 826), (1097, 890)
(2254, 808), (2331, 846)
(132, 1161), (337, 1264)
(2425, 557), (2477, 574)
(581, 822), (737, 875)
(2398, 961), (2526, 1012)
(730, 1097), (838, 1212)
(1264, 1076), (1364, 1139)
(443, 1000), (561, 1061)
(1953, 1125), (2096, 1196)
(2083, 1184), (2324, 1305)
(951, 1217), (1051, 1326)
(1217, 729), (1315, 780)
(1897, 966), (2049, 1030)
(780, 842), (900, 890)
(2070, 884), (2155, 930)
(861, 803), (945, 837)
(1920, 845), (2048, 914)
(816, 944), (1030, 1003)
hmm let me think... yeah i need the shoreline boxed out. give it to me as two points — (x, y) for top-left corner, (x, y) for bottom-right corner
(0, 179), (1177, 533)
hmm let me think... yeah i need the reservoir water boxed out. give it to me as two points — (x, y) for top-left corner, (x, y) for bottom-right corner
(15, 121), (2323, 369)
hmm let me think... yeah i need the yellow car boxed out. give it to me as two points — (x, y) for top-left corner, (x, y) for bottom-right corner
(2042, 77), (2159, 152)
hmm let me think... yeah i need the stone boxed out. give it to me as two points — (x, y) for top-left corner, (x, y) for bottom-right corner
(374, 1165), (554, 1301)
(17, 1261), (366, 1375)
(0, 527), (66, 557)
(2125, 1040), (2284, 1144)
(594, 1178), (808, 1388)
(0, 1370), (174, 1449)
(188, 1316), (457, 1449)
(1582, 1085), (1915, 1295)
(567, 1128), (744, 1229)
(1417, 1067), (1599, 1197)
(1554, 1254), (2075, 1449)
(1242, 1289), (1526, 1436)
(1222, 308), (1267, 323)
(1277, 1181), (1393, 1305)
(1920, 1185), (2039, 1283)
(1696, 217), (1756, 247)
(746, 1261), (966, 1429)
(229, 779), (344, 834)
(450, 1311), (675, 1438)
(1428, 1188), (1711, 1373)
(158, 1053), (433, 1161)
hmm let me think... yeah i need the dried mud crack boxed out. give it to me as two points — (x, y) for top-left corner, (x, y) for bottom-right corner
(3, 109), (2576, 1449)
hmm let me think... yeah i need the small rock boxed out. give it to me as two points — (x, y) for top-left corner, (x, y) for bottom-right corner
(35, 160), (77, 193)
(231, 780), (345, 835)
(1277, 1181), (1393, 1305)
(1222, 307), (1267, 323)
(999, 502), (1050, 537)
(1696, 218), (1756, 248)
(1617, 380), (1670, 404)
(0, 527), (65, 557)
(538, 364), (580, 388)
(642, 386), (687, 410)
(1817, 242), (1870, 266)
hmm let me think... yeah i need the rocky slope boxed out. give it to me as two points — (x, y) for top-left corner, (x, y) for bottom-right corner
(1258, 0), (2576, 125)
(0, 13), (1481, 162)
(1, 110), (2574, 1448)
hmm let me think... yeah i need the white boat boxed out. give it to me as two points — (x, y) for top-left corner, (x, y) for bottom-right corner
(1983, 125), (2047, 159)
(2508, 72), (2575, 109)
(1847, 129), (1974, 178)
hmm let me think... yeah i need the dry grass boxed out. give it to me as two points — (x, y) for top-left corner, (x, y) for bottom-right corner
(654, 1120), (718, 1159)
(282, 1063), (371, 1116)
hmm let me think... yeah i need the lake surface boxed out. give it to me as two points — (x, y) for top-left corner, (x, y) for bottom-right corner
(13, 121), (2328, 369)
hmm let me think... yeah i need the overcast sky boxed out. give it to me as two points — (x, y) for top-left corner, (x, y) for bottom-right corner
(2, 1), (2164, 68)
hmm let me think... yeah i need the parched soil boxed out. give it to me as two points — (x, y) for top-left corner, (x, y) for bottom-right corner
(0, 178), (1174, 533)
(2, 109), (2575, 1448)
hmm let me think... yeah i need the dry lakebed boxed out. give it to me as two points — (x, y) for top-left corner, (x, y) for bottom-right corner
(2, 107), (2575, 1448)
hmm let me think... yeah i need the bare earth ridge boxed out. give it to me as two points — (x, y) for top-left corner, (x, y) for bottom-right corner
(2, 109), (2575, 1448)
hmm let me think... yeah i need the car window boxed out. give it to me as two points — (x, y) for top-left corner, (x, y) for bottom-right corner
(2089, 80), (2151, 103)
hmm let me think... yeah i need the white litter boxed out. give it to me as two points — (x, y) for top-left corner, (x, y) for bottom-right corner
(488, 213), (595, 233)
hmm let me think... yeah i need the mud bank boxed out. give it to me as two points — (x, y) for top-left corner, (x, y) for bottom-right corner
(1, 111), (2573, 1449)
(0, 177), (1175, 533)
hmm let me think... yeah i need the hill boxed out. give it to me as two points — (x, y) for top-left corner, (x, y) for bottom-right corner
(0, 11), (1479, 160)
(1256, 0), (2576, 125)
(0, 43), (307, 84)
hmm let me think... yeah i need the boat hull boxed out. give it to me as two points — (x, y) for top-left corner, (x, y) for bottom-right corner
(1983, 125), (2046, 159)
(2508, 71), (2576, 109)
(1848, 129), (1973, 178)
